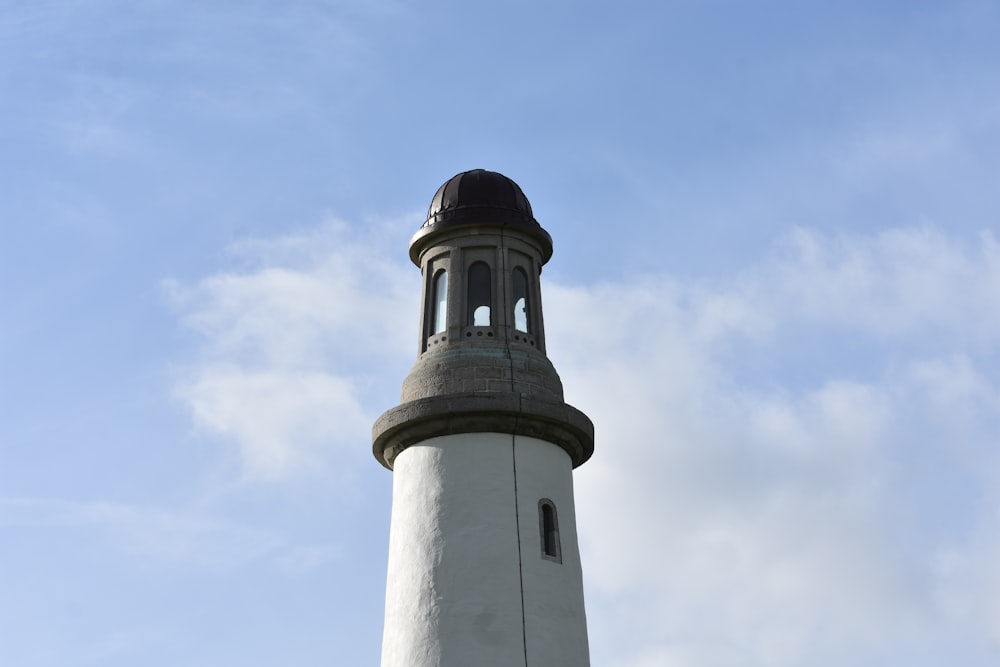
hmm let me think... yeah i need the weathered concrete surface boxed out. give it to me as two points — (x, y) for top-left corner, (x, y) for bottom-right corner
(380, 434), (590, 667)
(372, 393), (594, 470)
(401, 341), (564, 403)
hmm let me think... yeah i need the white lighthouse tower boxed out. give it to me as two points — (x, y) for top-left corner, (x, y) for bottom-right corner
(373, 169), (594, 667)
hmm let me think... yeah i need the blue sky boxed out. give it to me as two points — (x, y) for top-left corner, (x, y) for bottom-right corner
(2, 1), (1000, 665)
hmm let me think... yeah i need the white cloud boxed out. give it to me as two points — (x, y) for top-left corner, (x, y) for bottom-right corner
(167, 219), (416, 482)
(179, 365), (368, 480)
(763, 227), (1000, 340)
(168, 219), (415, 370)
(546, 226), (1000, 666)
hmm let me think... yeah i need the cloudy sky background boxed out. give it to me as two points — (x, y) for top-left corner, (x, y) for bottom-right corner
(3, 1), (1000, 665)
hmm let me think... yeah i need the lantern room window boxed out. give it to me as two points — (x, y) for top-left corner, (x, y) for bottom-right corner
(430, 269), (448, 335)
(467, 262), (492, 326)
(512, 267), (529, 333)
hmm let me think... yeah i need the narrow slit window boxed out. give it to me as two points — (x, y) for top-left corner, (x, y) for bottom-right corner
(538, 499), (562, 563)
(430, 269), (448, 334)
(467, 261), (491, 326)
(512, 267), (529, 333)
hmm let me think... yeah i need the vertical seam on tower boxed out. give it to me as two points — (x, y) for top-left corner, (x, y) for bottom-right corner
(502, 225), (530, 667)
(511, 413), (528, 667)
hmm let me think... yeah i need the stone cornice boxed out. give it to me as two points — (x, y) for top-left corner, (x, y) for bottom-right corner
(372, 393), (594, 470)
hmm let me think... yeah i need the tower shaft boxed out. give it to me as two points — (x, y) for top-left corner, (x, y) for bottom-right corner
(381, 434), (588, 666)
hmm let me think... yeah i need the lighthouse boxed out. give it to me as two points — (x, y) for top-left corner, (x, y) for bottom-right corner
(372, 169), (594, 667)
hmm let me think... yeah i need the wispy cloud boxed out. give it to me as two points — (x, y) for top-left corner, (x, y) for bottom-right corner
(761, 227), (1000, 340)
(546, 226), (1000, 665)
(166, 218), (416, 481)
(0, 496), (341, 572)
(180, 365), (369, 479)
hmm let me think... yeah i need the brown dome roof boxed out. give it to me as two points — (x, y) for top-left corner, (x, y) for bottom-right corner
(410, 169), (553, 264)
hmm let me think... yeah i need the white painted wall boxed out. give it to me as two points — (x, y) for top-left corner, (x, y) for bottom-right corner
(381, 433), (590, 667)
(515, 437), (590, 666)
